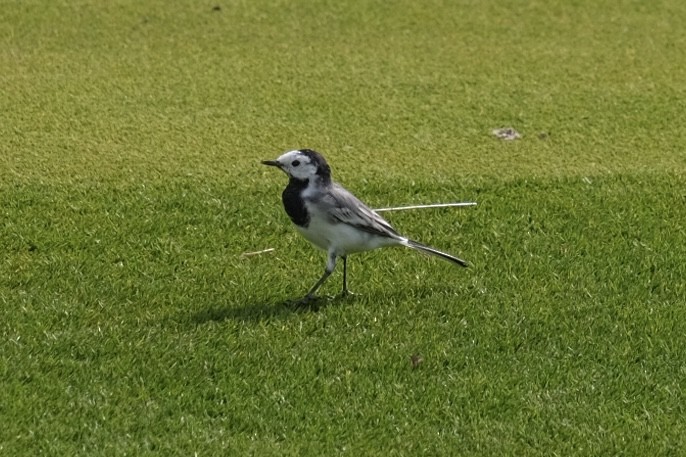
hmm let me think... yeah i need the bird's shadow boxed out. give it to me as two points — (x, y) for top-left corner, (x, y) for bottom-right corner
(189, 283), (460, 325)
(191, 294), (350, 324)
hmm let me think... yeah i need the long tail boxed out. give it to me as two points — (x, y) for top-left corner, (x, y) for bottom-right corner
(403, 239), (468, 268)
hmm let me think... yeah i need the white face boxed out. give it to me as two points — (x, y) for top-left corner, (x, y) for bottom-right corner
(271, 150), (319, 181)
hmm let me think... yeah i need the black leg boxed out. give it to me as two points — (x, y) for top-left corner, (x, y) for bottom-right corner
(302, 252), (337, 303)
(341, 255), (348, 295)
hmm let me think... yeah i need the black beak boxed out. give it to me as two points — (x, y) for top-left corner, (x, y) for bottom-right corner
(261, 160), (281, 168)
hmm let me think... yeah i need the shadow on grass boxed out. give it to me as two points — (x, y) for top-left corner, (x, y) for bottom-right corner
(191, 295), (351, 324)
(189, 284), (458, 325)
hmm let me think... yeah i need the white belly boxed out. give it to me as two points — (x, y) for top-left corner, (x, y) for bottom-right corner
(296, 218), (399, 256)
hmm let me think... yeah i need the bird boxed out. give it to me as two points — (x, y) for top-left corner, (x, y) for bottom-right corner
(262, 149), (468, 302)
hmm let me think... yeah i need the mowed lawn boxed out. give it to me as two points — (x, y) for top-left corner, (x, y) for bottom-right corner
(2, 0), (686, 455)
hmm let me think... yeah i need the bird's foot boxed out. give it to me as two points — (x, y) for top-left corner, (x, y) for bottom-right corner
(290, 293), (332, 310)
(298, 294), (319, 306)
(339, 289), (359, 299)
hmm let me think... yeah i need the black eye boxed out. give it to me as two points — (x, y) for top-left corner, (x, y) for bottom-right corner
(292, 160), (300, 167)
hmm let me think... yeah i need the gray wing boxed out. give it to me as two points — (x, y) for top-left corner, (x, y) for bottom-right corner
(314, 183), (401, 239)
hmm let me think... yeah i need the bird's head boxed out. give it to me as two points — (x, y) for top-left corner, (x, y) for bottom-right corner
(262, 149), (331, 182)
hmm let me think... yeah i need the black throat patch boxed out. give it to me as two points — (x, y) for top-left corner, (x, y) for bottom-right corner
(282, 177), (310, 227)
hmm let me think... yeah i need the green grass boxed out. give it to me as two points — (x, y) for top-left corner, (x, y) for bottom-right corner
(2, 0), (686, 455)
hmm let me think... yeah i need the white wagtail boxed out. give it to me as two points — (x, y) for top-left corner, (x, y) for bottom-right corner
(262, 149), (468, 302)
